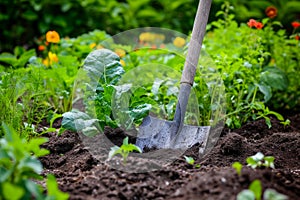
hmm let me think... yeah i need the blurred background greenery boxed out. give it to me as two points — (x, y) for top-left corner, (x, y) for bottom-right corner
(1, 0), (300, 53)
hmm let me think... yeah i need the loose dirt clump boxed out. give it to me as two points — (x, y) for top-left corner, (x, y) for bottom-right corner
(40, 114), (300, 200)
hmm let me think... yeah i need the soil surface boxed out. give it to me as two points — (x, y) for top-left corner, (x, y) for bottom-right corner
(40, 114), (300, 200)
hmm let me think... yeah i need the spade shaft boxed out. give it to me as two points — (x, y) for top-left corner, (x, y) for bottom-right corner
(136, 0), (212, 151)
(172, 0), (212, 138)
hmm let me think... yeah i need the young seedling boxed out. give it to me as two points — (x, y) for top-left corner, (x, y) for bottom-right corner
(280, 119), (291, 129)
(183, 156), (201, 168)
(246, 152), (275, 169)
(237, 179), (288, 200)
(232, 161), (243, 176)
(237, 179), (262, 200)
(108, 137), (142, 165)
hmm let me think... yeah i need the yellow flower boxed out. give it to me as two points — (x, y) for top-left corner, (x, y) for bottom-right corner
(42, 59), (49, 66)
(139, 32), (165, 43)
(115, 48), (126, 58)
(46, 31), (60, 43)
(97, 44), (104, 49)
(89, 43), (96, 49)
(48, 52), (59, 63)
(120, 59), (126, 67)
(173, 37), (186, 48)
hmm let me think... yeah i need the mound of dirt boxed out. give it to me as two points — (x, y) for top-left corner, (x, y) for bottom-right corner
(40, 114), (300, 200)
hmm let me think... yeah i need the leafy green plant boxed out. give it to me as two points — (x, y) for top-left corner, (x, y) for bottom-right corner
(108, 137), (142, 164)
(203, 3), (296, 129)
(184, 156), (201, 168)
(232, 161), (243, 176)
(237, 179), (288, 200)
(0, 123), (69, 200)
(246, 152), (275, 169)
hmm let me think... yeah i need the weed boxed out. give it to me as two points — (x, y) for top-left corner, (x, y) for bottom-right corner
(108, 137), (142, 165)
(246, 152), (275, 169)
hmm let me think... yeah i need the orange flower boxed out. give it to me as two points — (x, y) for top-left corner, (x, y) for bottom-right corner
(38, 45), (46, 51)
(265, 6), (277, 19)
(173, 37), (186, 47)
(296, 35), (300, 40)
(292, 21), (300, 29)
(46, 31), (60, 43)
(255, 22), (264, 29)
(247, 19), (257, 28)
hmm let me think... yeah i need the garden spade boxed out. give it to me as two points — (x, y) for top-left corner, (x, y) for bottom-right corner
(136, 0), (212, 151)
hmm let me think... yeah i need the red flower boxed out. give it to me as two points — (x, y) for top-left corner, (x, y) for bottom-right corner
(247, 19), (257, 28)
(265, 6), (277, 19)
(38, 45), (45, 51)
(247, 19), (264, 29)
(291, 21), (300, 29)
(296, 35), (300, 40)
(255, 22), (264, 29)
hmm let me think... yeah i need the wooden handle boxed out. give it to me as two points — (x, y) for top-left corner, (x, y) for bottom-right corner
(180, 0), (212, 85)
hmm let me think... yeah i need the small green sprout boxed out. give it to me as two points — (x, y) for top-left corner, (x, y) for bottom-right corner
(237, 180), (288, 200)
(183, 156), (201, 168)
(246, 152), (275, 169)
(232, 161), (243, 176)
(280, 119), (291, 128)
(108, 137), (142, 164)
(237, 179), (262, 200)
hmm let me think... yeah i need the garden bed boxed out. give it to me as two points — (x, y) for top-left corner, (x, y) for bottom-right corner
(40, 113), (300, 200)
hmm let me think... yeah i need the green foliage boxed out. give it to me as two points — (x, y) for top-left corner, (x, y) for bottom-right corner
(108, 137), (142, 164)
(246, 152), (275, 169)
(214, 0), (300, 31)
(0, 123), (68, 200)
(237, 179), (262, 200)
(0, 0), (198, 52)
(237, 179), (288, 200)
(46, 174), (69, 200)
(203, 3), (299, 128)
(183, 156), (201, 168)
(232, 161), (243, 176)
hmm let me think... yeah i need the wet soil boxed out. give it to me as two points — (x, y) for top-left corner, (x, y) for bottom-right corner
(40, 114), (300, 200)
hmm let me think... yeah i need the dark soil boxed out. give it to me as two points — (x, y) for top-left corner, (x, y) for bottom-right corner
(40, 114), (300, 200)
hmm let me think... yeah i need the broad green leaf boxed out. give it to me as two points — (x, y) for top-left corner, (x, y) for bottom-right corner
(18, 156), (43, 174)
(263, 189), (288, 200)
(256, 83), (272, 102)
(127, 103), (152, 120)
(260, 67), (288, 91)
(122, 144), (142, 153)
(46, 174), (69, 200)
(246, 157), (258, 169)
(264, 156), (275, 169)
(25, 180), (44, 200)
(16, 49), (36, 68)
(123, 137), (129, 145)
(26, 137), (49, 157)
(265, 117), (272, 129)
(0, 52), (17, 66)
(62, 110), (100, 134)
(252, 152), (264, 162)
(237, 189), (255, 200)
(249, 179), (262, 200)
(3, 182), (25, 200)
(108, 146), (121, 160)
